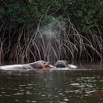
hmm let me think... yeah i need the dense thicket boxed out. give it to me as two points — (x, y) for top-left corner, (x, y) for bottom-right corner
(0, 0), (103, 63)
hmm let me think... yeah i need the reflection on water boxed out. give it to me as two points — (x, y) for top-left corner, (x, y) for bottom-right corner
(0, 64), (103, 103)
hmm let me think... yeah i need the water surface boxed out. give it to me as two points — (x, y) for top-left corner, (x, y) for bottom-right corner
(0, 63), (103, 103)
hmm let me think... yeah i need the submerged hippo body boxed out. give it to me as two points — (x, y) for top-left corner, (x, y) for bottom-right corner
(55, 60), (77, 69)
(0, 60), (53, 70)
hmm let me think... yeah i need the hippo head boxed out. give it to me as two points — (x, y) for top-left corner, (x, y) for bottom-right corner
(29, 60), (53, 69)
(55, 60), (68, 68)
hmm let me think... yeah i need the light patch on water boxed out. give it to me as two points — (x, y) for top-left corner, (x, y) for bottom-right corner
(20, 89), (25, 92)
(86, 84), (93, 88)
(63, 98), (69, 102)
(70, 83), (80, 86)
(86, 90), (96, 94)
(19, 84), (26, 87)
(74, 90), (81, 93)
(41, 94), (46, 97)
(26, 100), (30, 102)
(65, 90), (69, 93)
(15, 100), (19, 102)
(59, 93), (64, 96)
(1, 92), (6, 94)
(27, 84), (33, 86)
(26, 91), (32, 95)
(32, 101), (36, 103)
(14, 92), (24, 96)
(70, 83), (86, 88)
(5, 94), (10, 97)
(69, 91), (75, 93)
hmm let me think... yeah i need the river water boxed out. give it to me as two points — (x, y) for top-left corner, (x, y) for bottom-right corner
(0, 63), (103, 103)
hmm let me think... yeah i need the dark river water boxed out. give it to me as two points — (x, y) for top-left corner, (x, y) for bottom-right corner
(0, 63), (103, 103)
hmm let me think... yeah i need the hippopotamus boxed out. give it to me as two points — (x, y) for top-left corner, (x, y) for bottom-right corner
(55, 60), (77, 69)
(55, 60), (68, 68)
(0, 60), (77, 71)
(28, 60), (53, 69)
(0, 60), (53, 70)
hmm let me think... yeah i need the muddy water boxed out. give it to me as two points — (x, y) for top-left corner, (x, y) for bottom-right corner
(0, 63), (103, 103)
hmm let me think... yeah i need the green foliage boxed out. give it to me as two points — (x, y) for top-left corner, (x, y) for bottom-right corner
(69, 0), (103, 33)
(0, 0), (103, 33)
(1, 2), (40, 28)
(0, 7), (5, 19)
